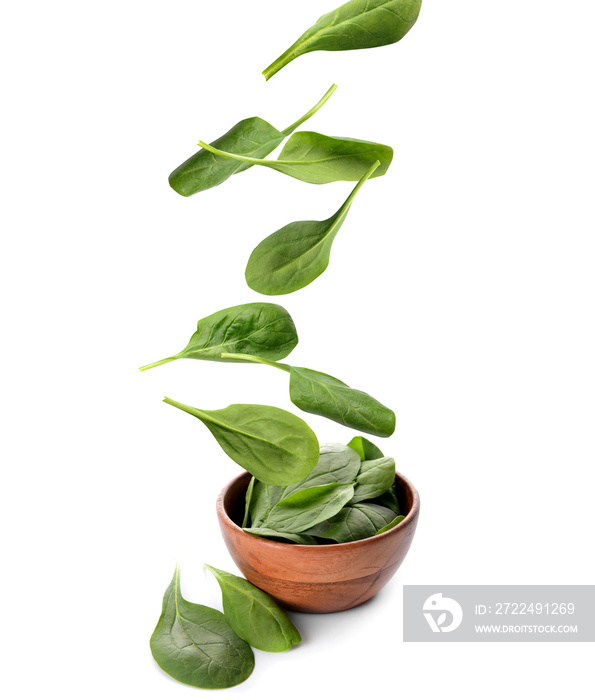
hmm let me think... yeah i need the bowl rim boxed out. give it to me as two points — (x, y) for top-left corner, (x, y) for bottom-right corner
(217, 468), (420, 550)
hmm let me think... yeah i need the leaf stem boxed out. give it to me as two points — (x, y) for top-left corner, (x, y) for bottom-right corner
(221, 352), (291, 373)
(281, 83), (338, 136)
(138, 356), (178, 372)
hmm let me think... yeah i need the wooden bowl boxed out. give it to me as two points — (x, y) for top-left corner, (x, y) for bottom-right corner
(216, 470), (420, 614)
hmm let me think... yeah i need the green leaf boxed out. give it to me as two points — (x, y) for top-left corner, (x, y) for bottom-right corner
(305, 502), (397, 543)
(262, 0), (423, 80)
(245, 161), (379, 295)
(163, 398), (319, 485)
(220, 354), (396, 437)
(169, 84), (337, 195)
(370, 478), (401, 514)
(242, 476), (256, 528)
(347, 435), (384, 460)
(375, 514), (405, 535)
(243, 528), (319, 545)
(150, 565), (254, 689)
(351, 456), (396, 503)
(198, 131), (393, 185)
(247, 443), (360, 528)
(265, 482), (356, 533)
(205, 565), (301, 652)
(288, 366), (395, 437)
(139, 302), (298, 371)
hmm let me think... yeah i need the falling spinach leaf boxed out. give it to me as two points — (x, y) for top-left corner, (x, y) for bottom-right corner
(205, 565), (301, 652)
(169, 84), (337, 196)
(347, 435), (384, 461)
(150, 565), (254, 689)
(198, 131), (392, 185)
(351, 456), (396, 503)
(304, 502), (397, 543)
(163, 398), (319, 485)
(139, 302), (298, 371)
(376, 514), (405, 535)
(262, 0), (423, 80)
(221, 353), (395, 437)
(245, 161), (379, 295)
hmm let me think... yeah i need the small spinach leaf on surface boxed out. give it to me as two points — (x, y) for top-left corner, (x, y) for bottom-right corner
(139, 302), (298, 371)
(198, 131), (392, 185)
(169, 84), (337, 195)
(245, 161), (379, 295)
(163, 398), (319, 485)
(205, 565), (301, 652)
(351, 456), (396, 503)
(150, 565), (254, 689)
(304, 502), (397, 543)
(262, 0), (423, 80)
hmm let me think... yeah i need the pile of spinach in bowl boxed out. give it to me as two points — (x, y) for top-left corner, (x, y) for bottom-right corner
(242, 439), (404, 544)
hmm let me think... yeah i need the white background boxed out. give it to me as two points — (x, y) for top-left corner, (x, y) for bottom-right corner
(2, 1), (594, 697)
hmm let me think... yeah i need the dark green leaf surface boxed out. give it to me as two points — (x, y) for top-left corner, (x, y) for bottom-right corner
(199, 131), (392, 185)
(289, 366), (396, 437)
(263, 0), (423, 80)
(150, 566), (254, 689)
(163, 398), (319, 485)
(246, 442), (361, 527)
(351, 456), (396, 503)
(347, 435), (384, 461)
(305, 502), (397, 542)
(205, 565), (301, 652)
(265, 482), (356, 533)
(243, 528), (319, 545)
(370, 478), (401, 513)
(169, 84), (337, 195)
(139, 302), (298, 371)
(376, 514), (405, 534)
(245, 161), (379, 295)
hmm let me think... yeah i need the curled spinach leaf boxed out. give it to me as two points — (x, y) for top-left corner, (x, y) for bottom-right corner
(163, 398), (319, 485)
(376, 514), (405, 535)
(221, 353), (395, 438)
(245, 161), (379, 295)
(169, 84), (337, 196)
(205, 565), (301, 652)
(139, 302), (298, 371)
(263, 0), (423, 80)
(198, 131), (392, 185)
(347, 435), (384, 461)
(150, 565), (254, 689)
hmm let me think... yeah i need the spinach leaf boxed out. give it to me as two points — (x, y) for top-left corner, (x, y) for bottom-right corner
(262, 0), (423, 80)
(205, 565), (301, 652)
(264, 482), (356, 533)
(221, 354), (395, 437)
(163, 398), (319, 485)
(198, 131), (393, 185)
(245, 161), (379, 295)
(305, 502), (397, 543)
(370, 478), (401, 513)
(139, 302), (298, 371)
(243, 528), (319, 545)
(376, 514), (405, 535)
(351, 456), (396, 503)
(150, 565), (254, 689)
(242, 476), (256, 528)
(247, 442), (361, 528)
(347, 435), (384, 461)
(169, 84), (337, 196)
